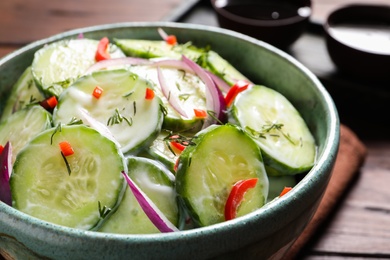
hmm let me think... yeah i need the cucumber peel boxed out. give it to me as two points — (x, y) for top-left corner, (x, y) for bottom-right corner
(0, 106), (52, 164)
(176, 124), (268, 227)
(230, 85), (316, 175)
(32, 38), (125, 97)
(53, 69), (163, 154)
(0, 66), (45, 122)
(10, 125), (127, 230)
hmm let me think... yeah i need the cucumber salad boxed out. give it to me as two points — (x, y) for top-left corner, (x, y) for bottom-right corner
(0, 29), (316, 233)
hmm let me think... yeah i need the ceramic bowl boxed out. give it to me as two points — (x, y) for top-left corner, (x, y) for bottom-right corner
(324, 4), (390, 81)
(210, 0), (312, 49)
(0, 22), (339, 260)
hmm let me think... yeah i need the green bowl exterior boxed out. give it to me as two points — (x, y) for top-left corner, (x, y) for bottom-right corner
(0, 22), (339, 260)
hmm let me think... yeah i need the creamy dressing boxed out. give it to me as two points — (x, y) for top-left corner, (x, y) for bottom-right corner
(329, 23), (390, 55)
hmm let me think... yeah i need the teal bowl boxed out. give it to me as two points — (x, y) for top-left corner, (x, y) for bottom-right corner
(0, 22), (339, 259)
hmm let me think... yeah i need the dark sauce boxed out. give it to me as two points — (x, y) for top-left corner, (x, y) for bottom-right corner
(221, 2), (311, 21)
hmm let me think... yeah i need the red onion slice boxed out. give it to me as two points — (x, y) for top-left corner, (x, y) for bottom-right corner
(182, 55), (226, 127)
(152, 59), (194, 73)
(0, 142), (12, 206)
(121, 171), (179, 233)
(85, 57), (151, 74)
(206, 71), (231, 94)
(157, 66), (189, 118)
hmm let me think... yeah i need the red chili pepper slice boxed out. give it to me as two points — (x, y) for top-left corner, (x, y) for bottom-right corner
(92, 86), (103, 99)
(279, 186), (293, 197)
(95, 37), (111, 61)
(170, 141), (186, 152)
(40, 96), (58, 111)
(224, 178), (258, 221)
(145, 88), (155, 100)
(59, 141), (74, 156)
(166, 35), (177, 45)
(0, 145), (4, 155)
(224, 80), (250, 107)
(193, 108), (207, 118)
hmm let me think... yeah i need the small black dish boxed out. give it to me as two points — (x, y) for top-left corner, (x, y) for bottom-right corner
(210, 0), (311, 49)
(324, 4), (390, 82)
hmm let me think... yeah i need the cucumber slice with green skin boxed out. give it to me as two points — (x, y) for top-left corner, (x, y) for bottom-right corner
(142, 130), (178, 173)
(99, 157), (178, 234)
(0, 106), (52, 164)
(129, 65), (206, 133)
(114, 39), (203, 61)
(176, 124), (268, 227)
(53, 69), (163, 154)
(143, 130), (194, 173)
(32, 38), (125, 98)
(205, 50), (250, 86)
(0, 66), (45, 122)
(229, 85), (316, 176)
(114, 39), (247, 86)
(10, 125), (127, 230)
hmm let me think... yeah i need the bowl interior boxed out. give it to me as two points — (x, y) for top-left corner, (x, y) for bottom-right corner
(0, 22), (339, 259)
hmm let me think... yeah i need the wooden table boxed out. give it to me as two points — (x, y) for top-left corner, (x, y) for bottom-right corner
(1, 0), (389, 259)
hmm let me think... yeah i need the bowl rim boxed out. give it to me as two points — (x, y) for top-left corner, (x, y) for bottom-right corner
(0, 21), (339, 247)
(210, 0), (311, 27)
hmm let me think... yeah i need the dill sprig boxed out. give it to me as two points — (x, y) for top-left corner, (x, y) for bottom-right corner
(98, 201), (112, 219)
(245, 123), (298, 146)
(50, 123), (62, 145)
(60, 151), (71, 175)
(107, 108), (133, 127)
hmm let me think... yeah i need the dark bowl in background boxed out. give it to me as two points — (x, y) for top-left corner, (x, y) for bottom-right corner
(210, 0), (311, 49)
(324, 4), (390, 82)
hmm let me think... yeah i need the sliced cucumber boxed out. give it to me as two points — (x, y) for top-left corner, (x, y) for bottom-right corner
(10, 125), (127, 230)
(0, 106), (52, 164)
(32, 38), (125, 97)
(99, 157), (178, 234)
(229, 85), (316, 175)
(143, 130), (195, 173)
(176, 124), (268, 227)
(0, 66), (45, 122)
(114, 38), (248, 87)
(142, 130), (178, 173)
(53, 69), (163, 154)
(205, 50), (249, 86)
(114, 39), (203, 60)
(128, 65), (206, 133)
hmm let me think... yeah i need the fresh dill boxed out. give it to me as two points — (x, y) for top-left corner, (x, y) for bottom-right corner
(245, 123), (297, 145)
(67, 117), (83, 125)
(98, 201), (112, 219)
(179, 94), (190, 101)
(50, 123), (62, 145)
(123, 91), (134, 98)
(60, 151), (71, 175)
(107, 108), (133, 127)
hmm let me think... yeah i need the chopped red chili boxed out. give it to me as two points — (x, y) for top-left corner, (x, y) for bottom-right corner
(95, 37), (111, 61)
(225, 178), (258, 221)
